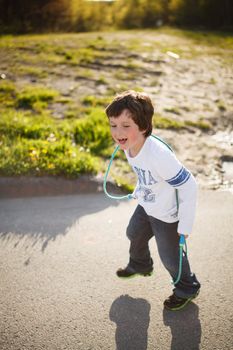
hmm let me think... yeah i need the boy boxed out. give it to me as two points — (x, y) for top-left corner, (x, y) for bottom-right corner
(105, 90), (200, 311)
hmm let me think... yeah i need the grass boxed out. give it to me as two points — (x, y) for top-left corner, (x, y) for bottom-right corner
(0, 108), (111, 177)
(16, 86), (59, 111)
(164, 107), (181, 115)
(13, 66), (48, 78)
(154, 115), (184, 129)
(81, 95), (112, 108)
(216, 100), (227, 112)
(0, 28), (230, 189)
(0, 136), (100, 177)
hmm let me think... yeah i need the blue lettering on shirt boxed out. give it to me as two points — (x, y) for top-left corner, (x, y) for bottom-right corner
(148, 170), (157, 185)
(133, 167), (158, 186)
(135, 186), (156, 202)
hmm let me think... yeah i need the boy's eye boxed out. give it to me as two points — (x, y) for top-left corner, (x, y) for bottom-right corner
(110, 125), (116, 128)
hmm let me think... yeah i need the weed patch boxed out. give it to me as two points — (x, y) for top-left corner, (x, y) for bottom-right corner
(0, 108), (111, 177)
(154, 115), (185, 130)
(16, 86), (59, 111)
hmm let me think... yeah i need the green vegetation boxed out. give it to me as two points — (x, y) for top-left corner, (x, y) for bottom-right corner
(154, 115), (184, 130)
(154, 115), (211, 131)
(164, 107), (181, 115)
(16, 86), (59, 111)
(216, 100), (227, 112)
(0, 109), (111, 177)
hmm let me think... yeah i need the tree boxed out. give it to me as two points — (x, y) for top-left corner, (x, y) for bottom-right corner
(113, 0), (167, 29)
(0, 0), (72, 33)
(169, 0), (233, 28)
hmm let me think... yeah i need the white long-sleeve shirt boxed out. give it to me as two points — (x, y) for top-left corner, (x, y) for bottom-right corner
(125, 135), (197, 235)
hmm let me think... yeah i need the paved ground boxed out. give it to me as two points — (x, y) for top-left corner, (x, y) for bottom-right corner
(0, 190), (232, 350)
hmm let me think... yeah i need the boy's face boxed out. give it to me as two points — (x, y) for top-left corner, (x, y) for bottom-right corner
(109, 109), (146, 156)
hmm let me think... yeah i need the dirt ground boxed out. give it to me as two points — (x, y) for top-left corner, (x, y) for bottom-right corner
(146, 48), (233, 191)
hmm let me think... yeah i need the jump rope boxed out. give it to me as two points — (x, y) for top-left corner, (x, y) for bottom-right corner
(103, 134), (187, 285)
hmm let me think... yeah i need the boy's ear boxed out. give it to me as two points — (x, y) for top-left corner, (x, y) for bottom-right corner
(141, 128), (148, 134)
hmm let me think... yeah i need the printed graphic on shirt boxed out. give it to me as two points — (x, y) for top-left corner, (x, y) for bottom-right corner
(133, 166), (158, 186)
(166, 167), (191, 187)
(135, 186), (156, 203)
(132, 166), (157, 203)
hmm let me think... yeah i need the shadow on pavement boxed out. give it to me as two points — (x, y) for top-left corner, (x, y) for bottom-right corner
(163, 302), (201, 350)
(109, 294), (150, 350)
(0, 193), (119, 252)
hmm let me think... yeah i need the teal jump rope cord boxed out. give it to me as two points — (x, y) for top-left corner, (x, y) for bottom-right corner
(172, 234), (187, 285)
(103, 135), (187, 285)
(103, 144), (133, 200)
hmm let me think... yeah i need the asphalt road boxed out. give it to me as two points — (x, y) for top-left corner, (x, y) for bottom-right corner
(0, 190), (232, 350)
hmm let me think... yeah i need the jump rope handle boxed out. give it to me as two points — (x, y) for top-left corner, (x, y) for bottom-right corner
(172, 234), (187, 285)
(179, 234), (186, 246)
(127, 194), (134, 199)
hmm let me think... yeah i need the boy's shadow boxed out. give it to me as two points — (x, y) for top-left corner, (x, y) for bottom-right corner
(163, 303), (201, 350)
(109, 294), (150, 350)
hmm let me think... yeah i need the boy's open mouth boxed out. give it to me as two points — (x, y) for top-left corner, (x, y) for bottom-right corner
(118, 138), (127, 145)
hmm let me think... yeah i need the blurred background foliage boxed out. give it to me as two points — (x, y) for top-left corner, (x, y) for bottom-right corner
(0, 0), (232, 34)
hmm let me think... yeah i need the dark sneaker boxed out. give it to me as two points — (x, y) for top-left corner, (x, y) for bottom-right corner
(164, 291), (199, 311)
(116, 266), (153, 279)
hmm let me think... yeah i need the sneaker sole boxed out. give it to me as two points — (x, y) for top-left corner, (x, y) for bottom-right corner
(117, 271), (153, 279)
(164, 292), (199, 311)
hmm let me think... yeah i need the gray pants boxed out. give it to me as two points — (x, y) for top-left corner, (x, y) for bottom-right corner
(126, 205), (200, 298)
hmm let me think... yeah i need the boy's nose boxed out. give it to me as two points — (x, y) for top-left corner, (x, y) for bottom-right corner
(113, 128), (121, 138)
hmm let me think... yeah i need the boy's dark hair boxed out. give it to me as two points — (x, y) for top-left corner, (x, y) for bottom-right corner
(105, 90), (154, 137)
